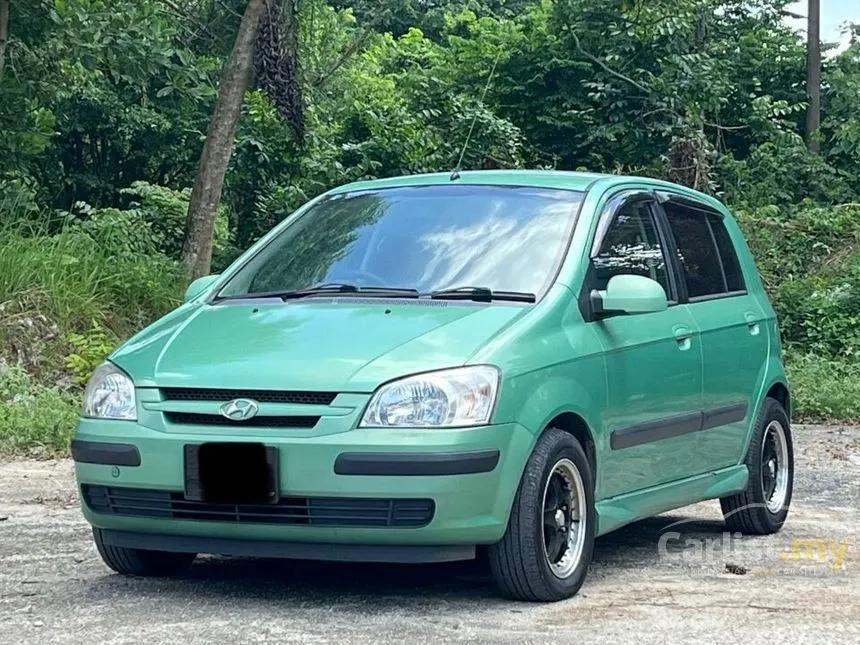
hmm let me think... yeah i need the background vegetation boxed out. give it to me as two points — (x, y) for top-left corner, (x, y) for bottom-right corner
(1, 0), (858, 455)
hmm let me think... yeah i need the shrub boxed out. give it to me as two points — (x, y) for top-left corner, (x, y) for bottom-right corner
(0, 176), (42, 221)
(736, 203), (860, 360)
(69, 203), (159, 259)
(121, 181), (230, 259)
(66, 322), (119, 385)
(775, 270), (860, 360)
(0, 365), (79, 457)
(786, 353), (860, 423)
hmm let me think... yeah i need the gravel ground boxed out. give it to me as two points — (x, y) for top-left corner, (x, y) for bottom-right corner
(1, 425), (858, 645)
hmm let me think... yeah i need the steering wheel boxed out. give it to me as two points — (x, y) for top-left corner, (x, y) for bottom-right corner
(332, 268), (388, 287)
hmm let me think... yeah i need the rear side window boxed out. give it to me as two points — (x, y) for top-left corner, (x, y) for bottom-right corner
(664, 202), (745, 299)
(707, 213), (745, 292)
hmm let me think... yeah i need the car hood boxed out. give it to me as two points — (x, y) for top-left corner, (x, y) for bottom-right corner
(111, 298), (528, 392)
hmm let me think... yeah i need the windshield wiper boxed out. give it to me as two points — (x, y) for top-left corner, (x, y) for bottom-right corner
(288, 283), (420, 300)
(216, 282), (420, 302)
(427, 286), (536, 303)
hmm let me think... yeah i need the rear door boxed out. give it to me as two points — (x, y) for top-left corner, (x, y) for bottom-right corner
(657, 194), (767, 470)
(585, 191), (705, 499)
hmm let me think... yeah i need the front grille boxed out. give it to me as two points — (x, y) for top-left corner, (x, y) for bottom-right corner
(81, 485), (434, 528)
(161, 388), (337, 406)
(164, 412), (319, 429)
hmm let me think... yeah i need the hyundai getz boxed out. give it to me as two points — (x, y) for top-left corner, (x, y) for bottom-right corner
(73, 171), (793, 601)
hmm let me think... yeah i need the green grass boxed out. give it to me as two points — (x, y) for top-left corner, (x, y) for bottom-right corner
(786, 353), (860, 423)
(0, 367), (79, 457)
(0, 223), (185, 337)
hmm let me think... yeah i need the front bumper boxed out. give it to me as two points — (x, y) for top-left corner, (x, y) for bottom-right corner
(73, 418), (533, 548)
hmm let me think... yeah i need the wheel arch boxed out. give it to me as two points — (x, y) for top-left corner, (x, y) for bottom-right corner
(542, 411), (599, 492)
(765, 381), (791, 420)
(501, 371), (606, 501)
(741, 372), (791, 460)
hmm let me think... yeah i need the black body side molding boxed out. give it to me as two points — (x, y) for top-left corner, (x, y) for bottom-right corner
(611, 403), (748, 450)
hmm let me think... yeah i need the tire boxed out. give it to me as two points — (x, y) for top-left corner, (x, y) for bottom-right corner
(488, 428), (596, 602)
(720, 397), (793, 534)
(92, 528), (196, 576)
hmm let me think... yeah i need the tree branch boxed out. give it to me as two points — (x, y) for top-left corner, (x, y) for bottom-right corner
(158, 0), (218, 41)
(568, 28), (650, 94)
(310, 28), (373, 89)
(704, 121), (749, 131)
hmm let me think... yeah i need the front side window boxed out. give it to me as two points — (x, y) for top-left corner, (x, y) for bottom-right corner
(217, 185), (584, 299)
(664, 202), (745, 298)
(592, 200), (671, 295)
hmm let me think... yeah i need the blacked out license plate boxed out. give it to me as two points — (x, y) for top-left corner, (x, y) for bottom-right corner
(184, 442), (279, 504)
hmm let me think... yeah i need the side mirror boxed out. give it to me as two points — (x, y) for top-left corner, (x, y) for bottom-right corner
(184, 274), (220, 303)
(591, 274), (668, 317)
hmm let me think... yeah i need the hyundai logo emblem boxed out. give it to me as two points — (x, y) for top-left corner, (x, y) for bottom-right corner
(219, 398), (259, 421)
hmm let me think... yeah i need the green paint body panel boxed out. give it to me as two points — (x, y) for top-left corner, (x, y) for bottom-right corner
(74, 170), (788, 549)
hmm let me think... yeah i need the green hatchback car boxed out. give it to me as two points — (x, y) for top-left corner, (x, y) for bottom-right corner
(73, 170), (793, 601)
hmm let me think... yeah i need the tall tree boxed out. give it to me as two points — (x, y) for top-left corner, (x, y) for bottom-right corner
(181, 0), (267, 278)
(806, 0), (821, 153)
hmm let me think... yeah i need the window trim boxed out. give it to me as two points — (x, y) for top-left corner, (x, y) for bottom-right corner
(589, 190), (653, 259)
(688, 289), (748, 304)
(654, 191), (749, 303)
(704, 215), (729, 292)
(655, 191), (725, 219)
(647, 201), (681, 306)
(651, 198), (687, 304)
(580, 190), (679, 321)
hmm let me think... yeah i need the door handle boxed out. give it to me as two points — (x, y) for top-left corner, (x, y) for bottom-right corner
(673, 325), (693, 351)
(744, 311), (760, 336)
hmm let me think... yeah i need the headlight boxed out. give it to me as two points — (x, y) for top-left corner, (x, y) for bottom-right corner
(82, 362), (137, 420)
(360, 366), (500, 428)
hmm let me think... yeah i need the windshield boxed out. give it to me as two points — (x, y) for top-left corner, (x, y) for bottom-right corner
(216, 184), (584, 300)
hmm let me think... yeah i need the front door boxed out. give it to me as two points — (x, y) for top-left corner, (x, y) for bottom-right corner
(587, 193), (705, 499)
(660, 196), (768, 470)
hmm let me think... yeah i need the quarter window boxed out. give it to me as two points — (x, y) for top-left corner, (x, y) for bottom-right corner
(664, 202), (744, 299)
(593, 201), (671, 296)
(707, 213), (745, 292)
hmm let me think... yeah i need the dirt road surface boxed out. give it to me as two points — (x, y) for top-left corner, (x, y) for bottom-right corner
(1, 425), (858, 644)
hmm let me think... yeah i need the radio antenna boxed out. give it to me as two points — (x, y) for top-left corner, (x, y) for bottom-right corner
(450, 50), (502, 181)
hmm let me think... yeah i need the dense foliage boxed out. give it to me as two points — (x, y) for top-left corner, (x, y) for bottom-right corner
(0, 0), (858, 453)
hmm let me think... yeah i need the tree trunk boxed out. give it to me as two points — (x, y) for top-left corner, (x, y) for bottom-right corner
(0, 0), (10, 85)
(181, 0), (267, 279)
(805, 0), (821, 154)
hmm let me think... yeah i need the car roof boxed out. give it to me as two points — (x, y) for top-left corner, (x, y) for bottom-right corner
(327, 170), (728, 213)
(328, 170), (607, 194)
